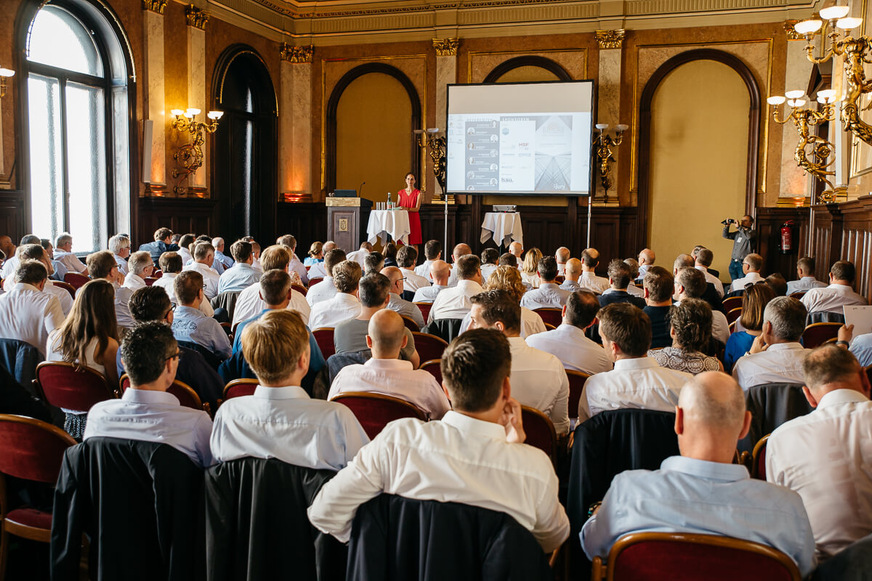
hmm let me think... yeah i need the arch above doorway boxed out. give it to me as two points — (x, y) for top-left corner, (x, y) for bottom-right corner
(482, 56), (572, 83)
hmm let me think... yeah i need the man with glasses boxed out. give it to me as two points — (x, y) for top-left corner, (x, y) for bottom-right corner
(381, 266), (425, 329)
(729, 253), (764, 294)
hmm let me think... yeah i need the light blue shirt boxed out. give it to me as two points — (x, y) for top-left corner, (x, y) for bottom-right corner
(171, 305), (232, 359)
(212, 250), (234, 275)
(580, 455), (816, 577)
(520, 282), (572, 309)
(850, 333), (872, 367)
(217, 262), (261, 295)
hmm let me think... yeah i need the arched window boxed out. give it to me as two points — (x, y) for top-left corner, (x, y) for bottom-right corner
(22, 0), (132, 253)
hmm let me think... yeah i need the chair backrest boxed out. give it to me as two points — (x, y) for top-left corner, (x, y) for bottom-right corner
(411, 332), (449, 363)
(52, 280), (77, 298)
(0, 414), (76, 483)
(177, 340), (222, 370)
(312, 327), (336, 359)
(36, 362), (116, 413)
(751, 434), (770, 480)
(121, 374), (208, 414)
(224, 378), (258, 400)
(566, 369), (590, 421)
(722, 296), (743, 312)
(413, 302), (432, 322)
(544, 322), (556, 330)
(534, 308), (563, 328)
(520, 405), (558, 466)
(419, 359), (442, 384)
(807, 311), (845, 325)
(0, 338), (44, 387)
(63, 272), (90, 290)
(211, 290), (242, 322)
(592, 532), (801, 581)
(400, 315), (420, 332)
(788, 291), (806, 299)
(421, 318), (463, 343)
(739, 383), (812, 453)
(308, 277), (324, 287)
(726, 306), (743, 325)
(333, 392), (426, 440)
(291, 283), (308, 296)
(801, 322), (843, 348)
(144, 277), (158, 286)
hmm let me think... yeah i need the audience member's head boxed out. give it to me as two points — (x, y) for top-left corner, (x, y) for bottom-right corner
(537, 256), (559, 283)
(796, 257), (815, 278)
(581, 248), (600, 270)
(555, 247), (570, 265)
(430, 260), (450, 286)
(498, 253), (518, 268)
(153, 227), (173, 243)
(564, 290), (600, 330)
(802, 344), (868, 403)
(424, 239), (442, 260)
(638, 248), (655, 266)
(765, 273), (787, 297)
(673, 253), (694, 272)
(564, 258), (582, 281)
(260, 245), (291, 271)
(128, 251), (154, 278)
(230, 240), (253, 264)
(86, 250), (118, 280)
(383, 243), (398, 263)
(624, 258), (640, 280)
(452, 243), (472, 262)
(669, 298), (713, 353)
(830, 260), (856, 285)
(675, 372), (750, 462)
(333, 260), (363, 294)
(366, 310), (407, 359)
(440, 329), (511, 413)
(358, 273), (391, 309)
(212, 237), (226, 253)
(381, 266), (404, 296)
(739, 283), (775, 332)
(456, 254), (482, 282)
(469, 289), (521, 335)
(607, 259), (632, 290)
(508, 241), (523, 258)
(18, 244), (49, 272)
(15, 259), (48, 286)
(129, 285), (173, 323)
(743, 253), (763, 274)
(159, 251), (183, 274)
(121, 321), (178, 388)
(364, 251), (385, 275)
(108, 234), (130, 257)
(55, 233), (73, 252)
(675, 266), (706, 299)
(277, 234), (297, 251)
(521, 247), (543, 275)
(644, 266), (674, 304)
(193, 242), (215, 265)
(0, 235), (13, 258)
(323, 241), (336, 253)
(174, 270), (204, 306)
(178, 233), (196, 252)
(481, 247), (499, 266)
(397, 245), (418, 269)
(695, 248), (713, 268)
(323, 248), (347, 277)
(484, 265), (526, 303)
(242, 310), (310, 385)
(308, 241), (323, 259)
(762, 296), (807, 343)
(40, 239), (53, 258)
(259, 269), (292, 307)
(598, 303), (651, 358)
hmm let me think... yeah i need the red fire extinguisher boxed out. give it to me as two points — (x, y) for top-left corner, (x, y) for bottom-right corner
(781, 221), (794, 254)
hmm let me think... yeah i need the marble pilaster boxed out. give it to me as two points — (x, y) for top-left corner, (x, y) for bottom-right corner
(433, 39), (459, 200)
(187, 26), (207, 188)
(280, 57), (313, 197)
(596, 30), (624, 202)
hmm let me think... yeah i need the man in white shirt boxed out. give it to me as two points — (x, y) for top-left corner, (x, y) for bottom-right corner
(674, 267), (730, 346)
(306, 248), (344, 307)
(277, 234), (309, 285)
(53, 232), (88, 274)
(429, 254), (483, 322)
(153, 252), (215, 317)
(108, 234), (130, 276)
(446, 243), (473, 287)
(695, 247), (724, 298)
(786, 256), (827, 296)
(308, 328), (570, 553)
(381, 266), (425, 329)
(555, 247), (570, 277)
(526, 290), (612, 375)
(508, 241), (524, 266)
(86, 250), (135, 330)
(182, 242), (220, 301)
(211, 309), (368, 471)
(579, 248), (609, 294)
(413, 260), (449, 303)
(123, 251), (154, 291)
(559, 258), (582, 292)
(13, 244), (73, 316)
(582, 303), (691, 421)
(232, 245), (310, 328)
(176, 234), (195, 267)
(330, 309), (449, 419)
(308, 260), (362, 330)
(521, 256), (571, 310)
(801, 260), (867, 316)
(732, 296), (808, 389)
(766, 343), (872, 561)
(217, 240), (261, 295)
(0, 260), (65, 356)
(346, 241), (372, 269)
(413, 239), (441, 279)
(396, 245), (429, 293)
(468, 290), (570, 435)
(637, 248), (656, 281)
(728, 253), (764, 293)
(480, 248), (500, 283)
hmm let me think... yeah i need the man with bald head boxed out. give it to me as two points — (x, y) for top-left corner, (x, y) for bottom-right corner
(555, 247), (570, 276)
(579, 248), (609, 294)
(329, 310), (450, 420)
(559, 258), (582, 292)
(413, 259), (450, 303)
(381, 266), (425, 329)
(637, 248), (655, 280)
(447, 242), (473, 287)
(508, 241), (523, 263)
(581, 371), (815, 577)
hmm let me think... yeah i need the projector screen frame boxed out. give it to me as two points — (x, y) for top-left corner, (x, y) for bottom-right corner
(445, 79), (597, 197)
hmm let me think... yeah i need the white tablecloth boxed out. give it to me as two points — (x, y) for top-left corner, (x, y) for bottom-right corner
(481, 212), (523, 247)
(367, 209), (411, 245)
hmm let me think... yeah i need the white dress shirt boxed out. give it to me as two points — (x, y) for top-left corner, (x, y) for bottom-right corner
(346, 249), (370, 268)
(766, 389), (872, 560)
(307, 262), (328, 280)
(178, 247), (193, 266)
(579, 271), (609, 294)
(307, 411), (570, 552)
(387, 294), (424, 329)
(183, 261), (220, 300)
(0, 256), (18, 281)
(520, 283), (571, 310)
(582, 357), (691, 421)
(507, 336), (570, 435)
(113, 254), (129, 276)
(54, 250), (87, 274)
(786, 276), (827, 296)
(306, 276), (338, 306)
(412, 284), (446, 304)
(309, 292), (361, 330)
(414, 259), (434, 279)
(123, 272), (147, 291)
(84, 388), (214, 467)
(0, 283), (65, 355)
(559, 280), (581, 292)
(711, 309), (730, 345)
(696, 266), (724, 298)
(731, 342), (807, 390)
(399, 267), (430, 293)
(429, 280), (484, 322)
(153, 273), (214, 317)
(113, 285), (135, 329)
(329, 358), (451, 420)
(211, 385), (369, 471)
(458, 307), (546, 339)
(729, 271), (764, 293)
(801, 283), (867, 315)
(232, 281), (310, 328)
(525, 324), (613, 375)
(481, 263), (498, 283)
(44, 280), (73, 316)
(217, 262), (261, 295)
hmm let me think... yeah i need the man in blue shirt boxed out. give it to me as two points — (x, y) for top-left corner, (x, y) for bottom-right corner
(217, 239), (260, 295)
(171, 270), (231, 360)
(581, 371), (816, 577)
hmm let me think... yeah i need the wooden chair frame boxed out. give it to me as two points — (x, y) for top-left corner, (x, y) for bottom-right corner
(120, 374), (211, 416)
(520, 405), (558, 467)
(751, 434), (770, 480)
(800, 322), (843, 349)
(566, 369), (591, 422)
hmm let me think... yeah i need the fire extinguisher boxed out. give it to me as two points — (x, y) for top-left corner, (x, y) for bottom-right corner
(781, 221), (794, 254)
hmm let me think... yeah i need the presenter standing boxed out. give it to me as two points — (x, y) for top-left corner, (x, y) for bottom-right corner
(397, 172), (423, 245)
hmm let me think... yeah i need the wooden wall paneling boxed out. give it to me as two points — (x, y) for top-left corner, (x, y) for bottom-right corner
(419, 204), (461, 252)
(276, 202), (327, 257)
(811, 205), (836, 281)
(137, 198), (217, 247)
(618, 207), (640, 261)
(839, 199), (872, 300)
(0, 191), (26, 243)
(754, 208), (809, 279)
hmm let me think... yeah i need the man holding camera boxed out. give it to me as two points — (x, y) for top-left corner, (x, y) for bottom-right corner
(722, 215), (756, 281)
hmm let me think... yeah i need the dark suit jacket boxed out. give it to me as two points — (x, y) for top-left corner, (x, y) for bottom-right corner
(598, 290), (646, 310)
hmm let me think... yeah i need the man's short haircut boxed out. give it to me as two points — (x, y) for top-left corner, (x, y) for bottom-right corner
(230, 240), (252, 263)
(565, 290), (600, 329)
(333, 260), (363, 293)
(555, 247), (570, 263)
(803, 344), (861, 391)
(174, 270), (204, 305)
(178, 234), (196, 251)
(581, 248), (599, 268)
(537, 256), (559, 282)
(159, 251), (183, 273)
(797, 256), (815, 274)
(739, 283), (775, 331)
(481, 248), (499, 265)
(607, 259), (631, 289)
(498, 253), (517, 268)
(108, 234), (130, 255)
(364, 252), (384, 274)
(20, 235), (40, 246)
(195, 235), (211, 244)
(260, 269), (291, 306)
(440, 329), (511, 413)
(456, 254), (481, 280)
(765, 274), (787, 297)
(242, 310), (309, 384)
(469, 289), (521, 333)
(623, 258), (639, 279)
(696, 248), (714, 267)
(40, 239), (51, 251)
(18, 243), (45, 261)
(86, 250), (117, 279)
(644, 266), (674, 302)
(383, 242), (398, 262)
(743, 253), (763, 272)
(598, 302), (651, 357)
(358, 273), (391, 308)
(193, 242), (215, 261)
(424, 239), (442, 260)
(260, 245), (291, 272)
(324, 248), (347, 276)
(397, 245), (417, 268)
(154, 228), (172, 242)
(676, 267), (707, 298)
(56, 233), (73, 248)
(15, 259), (48, 285)
(129, 286), (172, 322)
(677, 373), (746, 432)
(128, 251), (153, 277)
(831, 260), (856, 283)
(277, 234), (297, 249)
(673, 254), (694, 270)
(763, 296), (807, 342)
(121, 321), (177, 386)
(669, 298), (712, 352)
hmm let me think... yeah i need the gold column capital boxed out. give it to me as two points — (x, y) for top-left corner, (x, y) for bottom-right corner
(185, 5), (209, 30)
(784, 20), (804, 41)
(595, 29), (625, 50)
(432, 38), (461, 57)
(142, 0), (167, 14)
(280, 43), (314, 63)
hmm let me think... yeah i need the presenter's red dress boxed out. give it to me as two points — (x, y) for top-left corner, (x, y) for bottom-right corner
(397, 188), (422, 245)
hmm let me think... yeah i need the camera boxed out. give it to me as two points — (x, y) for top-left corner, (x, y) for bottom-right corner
(721, 218), (736, 226)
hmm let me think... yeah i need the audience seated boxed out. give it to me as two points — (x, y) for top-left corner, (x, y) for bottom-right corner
(675, 253), (725, 314)
(499, 251), (518, 270)
(211, 236), (234, 274)
(176, 233), (195, 266)
(508, 241), (524, 264)
(579, 248), (610, 294)
(766, 272), (788, 297)
(766, 344), (872, 561)
(468, 290), (569, 435)
(309, 260), (363, 329)
(383, 242), (399, 268)
(41, 237), (68, 281)
(412, 259), (449, 303)
(723, 284), (775, 373)
(520, 256), (571, 309)
(306, 248), (345, 306)
(217, 239), (260, 294)
(108, 234), (130, 276)
(329, 310), (450, 419)
(171, 270), (231, 360)
(581, 303), (691, 421)
(13, 243), (72, 315)
(0, 235), (19, 280)
(519, 247), (543, 290)
(307, 328), (570, 553)
(649, 298), (722, 374)
(363, 251), (385, 276)
(277, 234), (309, 285)
(122, 250), (153, 291)
(580, 371), (815, 578)
(732, 296), (808, 389)
(232, 245), (310, 327)
(787, 256), (827, 296)
(153, 251), (214, 317)
(675, 266), (730, 345)
(643, 266), (674, 350)
(306, 240), (334, 279)
(801, 260), (867, 315)
(560, 258), (583, 292)
(86, 250), (135, 330)
(346, 241), (372, 268)
(429, 254), (483, 321)
(138, 227), (179, 267)
(446, 243), (473, 287)
(465, 265), (546, 338)
(480, 247), (500, 281)
(637, 247), (656, 280)
(598, 259), (647, 309)
(381, 266), (425, 329)
(0, 260), (64, 356)
(53, 232), (88, 274)
(555, 246), (570, 276)
(182, 241), (220, 301)
(728, 252), (764, 293)
(413, 239), (441, 278)
(397, 246), (430, 293)
(621, 258), (645, 297)
(695, 247), (724, 298)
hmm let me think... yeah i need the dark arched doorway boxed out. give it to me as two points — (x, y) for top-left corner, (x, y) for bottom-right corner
(483, 56), (572, 83)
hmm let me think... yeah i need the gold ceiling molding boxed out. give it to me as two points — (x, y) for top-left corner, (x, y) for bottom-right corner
(433, 38), (461, 57)
(595, 29), (625, 49)
(142, 0), (166, 14)
(281, 43), (314, 63)
(783, 20), (804, 40)
(185, 5), (210, 29)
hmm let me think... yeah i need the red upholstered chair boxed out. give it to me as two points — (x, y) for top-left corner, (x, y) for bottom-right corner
(0, 414), (77, 579)
(224, 378), (259, 401)
(333, 392), (426, 440)
(534, 308), (563, 328)
(751, 434), (770, 480)
(544, 323), (556, 331)
(419, 359), (442, 384)
(63, 272), (90, 290)
(520, 406), (558, 467)
(411, 332), (449, 363)
(52, 281), (76, 298)
(120, 375), (211, 416)
(291, 283), (307, 297)
(312, 328), (336, 360)
(308, 277), (324, 287)
(801, 322), (842, 348)
(144, 277), (159, 286)
(414, 302), (432, 322)
(721, 296), (743, 313)
(151, 270), (162, 278)
(726, 307), (742, 325)
(36, 362), (117, 413)
(566, 370), (591, 421)
(591, 532), (801, 581)
(400, 315), (420, 332)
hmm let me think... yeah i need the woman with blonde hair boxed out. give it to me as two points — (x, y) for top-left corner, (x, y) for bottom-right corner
(520, 247), (543, 289)
(481, 265), (546, 337)
(305, 241), (324, 266)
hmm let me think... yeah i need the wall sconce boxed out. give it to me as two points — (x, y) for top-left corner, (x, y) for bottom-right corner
(593, 123), (627, 203)
(414, 128), (448, 202)
(0, 67), (15, 98)
(768, 89), (839, 202)
(170, 107), (222, 195)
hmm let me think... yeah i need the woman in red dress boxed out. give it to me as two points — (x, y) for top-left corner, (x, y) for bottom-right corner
(397, 172), (423, 245)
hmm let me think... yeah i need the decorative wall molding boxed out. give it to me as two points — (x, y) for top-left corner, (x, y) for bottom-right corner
(595, 29), (625, 50)
(433, 38), (461, 57)
(185, 5), (209, 29)
(142, 0), (166, 14)
(281, 43), (314, 63)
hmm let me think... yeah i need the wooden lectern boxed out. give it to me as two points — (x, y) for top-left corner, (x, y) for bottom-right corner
(326, 197), (372, 253)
